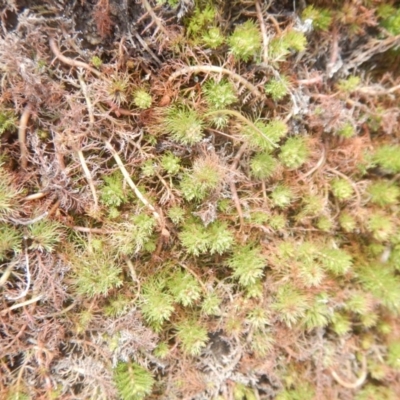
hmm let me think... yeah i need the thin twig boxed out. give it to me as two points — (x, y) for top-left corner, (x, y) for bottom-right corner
(255, 0), (269, 64)
(330, 354), (367, 389)
(206, 109), (278, 148)
(6, 243), (31, 300)
(140, 0), (169, 38)
(18, 104), (32, 170)
(49, 38), (102, 77)
(104, 140), (169, 237)
(168, 65), (264, 98)
(77, 150), (99, 209)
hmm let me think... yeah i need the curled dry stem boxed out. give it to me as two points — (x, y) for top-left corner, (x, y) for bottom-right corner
(49, 38), (102, 78)
(329, 353), (367, 389)
(168, 65), (264, 99)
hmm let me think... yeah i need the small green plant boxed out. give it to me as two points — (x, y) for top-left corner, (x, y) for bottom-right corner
(0, 109), (17, 135)
(268, 30), (307, 62)
(272, 283), (309, 327)
(71, 248), (123, 297)
(0, 225), (21, 260)
(186, 5), (216, 38)
(242, 119), (288, 151)
(265, 76), (289, 101)
(279, 136), (309, 169)
(387, 341), (400, 370)
(339, 212), (356, 232)
(180, 155), (223, 201)
(167, 269), (201, 307)
(378, 4), (400, 35)
(175, 319), (208, 356)
(367, 181), (400, 206)
(203, 79), (237, 109)
(0, 165), (21, 217)
(140, 276), (175, 331)
(29, 220), (64, 252)
(167, 206), (185, 224)
(372, 145), (400, 174)
(179, 219), (234, 256)
(302, 5), (332, 31)
(90, 55), (103, 68)
(133, 89), (152, 109)
(337, 122), (356, 138)
(366, 212), (395, 242)
(107, 74), (129, 105)
(250, 152), (278, 180)
(337, 75), (361, 92)
(270, 184), (294, 208)
(227, 244), (265, 287)
(228, 20), (262, 61)
(100, 172), (128, 207)
(163, 106), (204, 145)
(114, 361), (154, 400)
(201, 26), (225, 48)
(330, 177), (354, 200)
(161, 152), (181, 175)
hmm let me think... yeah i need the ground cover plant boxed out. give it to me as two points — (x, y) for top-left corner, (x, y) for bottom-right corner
(0, 0), (400, 398)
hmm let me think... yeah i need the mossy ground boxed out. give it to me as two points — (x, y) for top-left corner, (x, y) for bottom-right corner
(1, 0), (400, 399)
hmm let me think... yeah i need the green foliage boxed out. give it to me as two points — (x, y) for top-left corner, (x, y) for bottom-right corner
(387, 341), (400, 370)
(372, 145), (400, 174)
(302, 294), (331, 330)
(228, 20), (262, 61)
(90, 55), (102, 68)
(355, 384), (396, 400)
(100, 172), (128, 207)
(186, 6), (216, 38)
(161, 152), (180, 175)
(167, 206), (185, 224)
(318, 247), (353, 275)
(0, 109), (17, 135)
(201, 26), (225, 48)
(72, 249), (123, 297)
(250, 152), (278, 179)
(368, 181), (400, 206)
(279, 137), (309, 169)
(242, 119), (288, 151)
(109, 214), (156, 255)
(337, 122), (355, 138)
(141, 276), (175, 331)
(268, 31), (307, 62)
(378, 4), (400, 35)
(265, 76), (289, 101)
(246, 306), (269, 329)
(0, 225), (21, 260)
(331, 311), (352, 335)
(203, 79), (237, 109)
(163, 106), (204, 145)
(201, 292), (221, 315)
(276, 383), (315, 400)
(366, 212), (395, 242)
(339, 212), (356, 232)
(179, 220), (234, 256)
(233, 383), (257, 400)
(272, 284), (309, 327)
(104, 294), (131, 317)
(270, 184), (294, 208)
(302, 5), (332, 31)
(167, 269), (201, 307)
(0, 165), (21, 218)
(114, 362), (154, 400)
(175, 319), (208, 356)
(358, 263), (400, 313)
(180, 156), (223, 201)
(227, 244), (265, 287)
(29, 220), (64, 252)
(133, 89), (152, 109)
(337, 75), (361, 92)
(331, 177), (353, 200)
